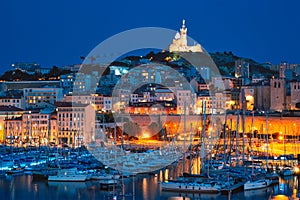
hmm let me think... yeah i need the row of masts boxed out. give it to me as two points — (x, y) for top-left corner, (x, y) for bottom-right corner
(179, 88), (275, 175)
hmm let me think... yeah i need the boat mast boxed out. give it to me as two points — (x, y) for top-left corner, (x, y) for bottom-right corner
(183, 101), (186, 175)
(223, 112), (228, 165)
(284, 126), (286, 166)
(229, 119), (233, 167)
(266, 112), (269, 169)
(113, 120), (117, 145)
(241, 88), (246, 167)
(189, 123), (193, 174)
(251, 111), (254, 157)
(236, 113), (240, 166)
(200, 100), (207, 173)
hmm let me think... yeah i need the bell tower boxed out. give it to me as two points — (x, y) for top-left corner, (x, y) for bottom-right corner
(179, 19), (187, 46)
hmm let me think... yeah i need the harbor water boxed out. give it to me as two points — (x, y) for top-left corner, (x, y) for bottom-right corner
(1, 168), (300, 200)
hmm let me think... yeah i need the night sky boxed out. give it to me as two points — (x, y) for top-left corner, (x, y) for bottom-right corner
(1, 0), (300, 73)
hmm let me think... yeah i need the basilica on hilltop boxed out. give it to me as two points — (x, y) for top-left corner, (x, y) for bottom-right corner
(169, 20), (203, 53)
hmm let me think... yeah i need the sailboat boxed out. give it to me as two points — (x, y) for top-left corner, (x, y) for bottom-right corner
(244, 111), (272, 190)
(161, 101), (222, 194)
(279, 127), (294, 177)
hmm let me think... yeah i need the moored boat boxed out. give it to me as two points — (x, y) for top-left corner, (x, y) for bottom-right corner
(161, 181), (221, 194)
(244, 179), (271, 190)
(91, 173), (120, 180)
(48, 168), (87, 182)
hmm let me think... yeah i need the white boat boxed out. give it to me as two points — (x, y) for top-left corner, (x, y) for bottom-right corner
(48, 168), (87, 182)
(244, 179), (271, 190)
(161, 181), (221, 194)
(91, 173), (120, 180)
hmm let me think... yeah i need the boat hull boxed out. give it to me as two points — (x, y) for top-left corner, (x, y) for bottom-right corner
(161, 182), (220, 194)
(48, 175), (87, 182)
(244, 180), (270, 190)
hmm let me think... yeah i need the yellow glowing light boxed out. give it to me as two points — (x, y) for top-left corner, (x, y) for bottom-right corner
(271, 195), (288, 200)
(142, 132), (150, 139)
(293, 166), (300, 173)
(279, 136), (283, 140)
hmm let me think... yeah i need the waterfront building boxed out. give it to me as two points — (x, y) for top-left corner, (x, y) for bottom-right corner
(55, 102), (95, 146)
(0, 106), (24, 143)
(21, 110), (52, 146)
(4, 117), (22, 146)
(49, 114), (58, 145)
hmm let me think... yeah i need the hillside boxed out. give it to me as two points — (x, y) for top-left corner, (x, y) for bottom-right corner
(210, 51), (277, 77)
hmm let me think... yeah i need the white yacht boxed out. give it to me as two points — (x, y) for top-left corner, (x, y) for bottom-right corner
(91, 173), (120, 180)
(48, 168), (87, 182)
(244, 179), (271, 190)
(161, 181), (221, 194)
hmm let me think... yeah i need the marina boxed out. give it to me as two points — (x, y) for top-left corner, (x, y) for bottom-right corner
(1, 140), (300, 200)
(1, 167), (300, 200)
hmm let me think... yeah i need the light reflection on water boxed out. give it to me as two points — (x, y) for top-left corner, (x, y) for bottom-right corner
(1, 161), (300, 200)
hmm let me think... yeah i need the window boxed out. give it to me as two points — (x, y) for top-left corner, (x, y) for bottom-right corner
(274, 82), (277, 88)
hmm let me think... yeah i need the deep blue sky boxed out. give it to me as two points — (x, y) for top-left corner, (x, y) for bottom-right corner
(1, 0), (300, 73)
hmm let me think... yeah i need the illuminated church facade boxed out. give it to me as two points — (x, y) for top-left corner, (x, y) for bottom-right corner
(169, 20), (203, 53)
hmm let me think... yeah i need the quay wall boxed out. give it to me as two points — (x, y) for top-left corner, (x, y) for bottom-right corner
(127, 114), (300, 135)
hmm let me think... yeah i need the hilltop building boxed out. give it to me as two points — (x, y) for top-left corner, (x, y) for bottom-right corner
(169, 20), (203, 53)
